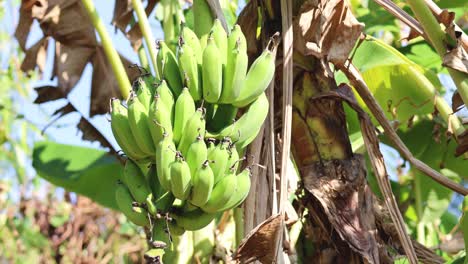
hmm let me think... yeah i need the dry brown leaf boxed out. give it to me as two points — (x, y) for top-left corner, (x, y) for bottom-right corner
(442, 43), (468, 74)
(455, 130), (468, 157)
(21, 37), (49, 74)
(237, 0), (259, 57)
(451, 91), (464, 113)
(33, 86), (66, 104)
(112, 0), (158, 50)
(14, 0), (36, 50)
(234, 214), (283, 264)
(77, 117), (115, 150)
(293, 0), (364, 64)
(51, 102), (76, 117)
(33, 0), (97, 46)
(112, 0), (133, 33)
(52, 42), (94, 94)
(90, 46), (140, 116)
(438, 9), (455, 27)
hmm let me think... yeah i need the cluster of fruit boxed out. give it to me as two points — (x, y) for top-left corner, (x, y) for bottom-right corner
(109, 20), (275, 234)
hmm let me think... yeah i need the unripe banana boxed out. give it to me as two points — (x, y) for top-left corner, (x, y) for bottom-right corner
(208, 138), (231, 184)
(171, 207), (217, 231)
(219, 25), (248, 103)
(233, 49), (276, 107)
(219, 168), (251, 211)
(127, 93), (155, 155)
(219, 92), (269, 149)
(110, 99), (147, 160)
(156, 133), (176, 191)
(115, 182), (150, 226)
(157, 41), (183, 97)
(178, 43), (201, 101)
(181, 26), (203, 65)
(189, 160), (214, 207)
(148, 95), (173, 146)
(211, 19), (227, 66)
(202, 37), (223, 103)
(201, 172), (237, 213)
(207, 104), (238, 133)
(146, 193), (157, 216)
(192, 221), (215, 263)
(177, 107), (206, 156)
(168, 220), (186, 236)
(226, 144), (240, 174)
(123, 159), (151, 203)
(192, 0), (214, 39)
(155, 80), (175, 122)
(170, 152), (192, 200)
(173, 88), (196, 145)
(206, 138), (216, 154)
(147, 164), (164, 199)
(185, 135), (208, 176)
(135, 78), (153, 109)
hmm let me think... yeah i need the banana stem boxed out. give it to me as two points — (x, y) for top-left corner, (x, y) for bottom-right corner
(234, 208), (244, 248)
(138, 45), (149, 70)
(406, 0), (468, 108)
(131, 0), (159, 79)
(81, 0), (132, 99)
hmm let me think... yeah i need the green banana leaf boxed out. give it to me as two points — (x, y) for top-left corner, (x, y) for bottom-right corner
(32, 141), (123, 210)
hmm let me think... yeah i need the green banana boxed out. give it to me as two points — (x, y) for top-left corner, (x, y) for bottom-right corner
(148, 95), (173, 146)
(211, 19), (227, 66)
(208, 138), (231, 184)
(171, 207), (217, 231)
(207, 104), (238, 133)
(127, 93), (155, 155)
(157, 41), (183, 97)
(185, 135), (208, 176)
(189, 160), (214, 207)
(146, 193), (157, 216)
(115, 182), (149, 226)
(233, 49), (276, 107)
(202, 37), (223, 103)
(110, 98), (147, 160)
(201, 172), (237, 213)
(173, 88), (196, 145)
(147, 164), (164, 199)
(181, 26), (203, 65)
(178, 42), (201, 101)
(226, 144), (240, 174)
(177, 107), (206, 156)
(155, 80), (175, 122)
(192, 221), (215, 264)
(168, 220), (186, 236)
(206, 138), (216, 154)
(123, 159), (151, 204)
(135, 78), (153, 109)
(219, 92), (269, 149)
(218, 168), (251, 211)
(156, 132), (176, 191)
(170, 152), (192, 200)
(192, 0), (214, 39)
(219, 25), (248, 103)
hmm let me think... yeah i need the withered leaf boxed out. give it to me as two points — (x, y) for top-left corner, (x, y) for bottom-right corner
(77, 117), (115, 150)
(455, 130), (468, 157)
(451, 91), (464, 113)
(90, 46), (140, 116)
(437, 9), (455, 27)
(51, 102), (76, 117)
(234, 214), (283, 264)
(112, 0), (158, 50)
(442, 43), (468, 74)
(21, 37), (49, 74)
(237, 0), (259, 57)
(294, 0), (364, 64)
(34, 85), (66, 104)
(14, 0), (36, 50)
(52, 42), (94, 94)
(112, 0), (133, 33)
(33, 0), (97, 46)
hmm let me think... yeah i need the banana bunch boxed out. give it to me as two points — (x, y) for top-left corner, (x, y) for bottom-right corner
(110, 21), (275, 237)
